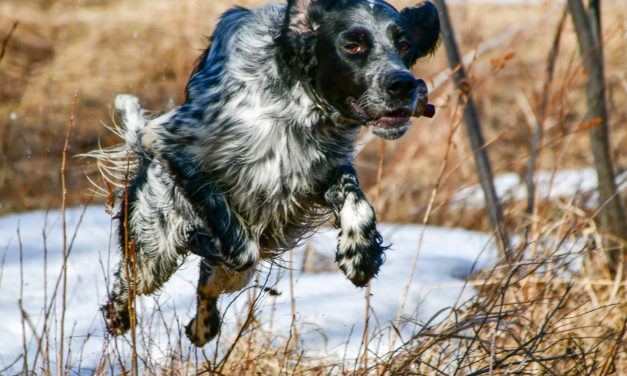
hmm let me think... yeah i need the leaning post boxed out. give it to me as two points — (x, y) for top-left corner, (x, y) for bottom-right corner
(433, 0), (512, 260)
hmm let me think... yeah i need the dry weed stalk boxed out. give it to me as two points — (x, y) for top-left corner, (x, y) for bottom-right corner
(121, 149), (139, 376)
(363, 138), (387, 372)
(58, 90), (78, 376)
(393, 95), (464, 347)
(0, 20), (18, 64)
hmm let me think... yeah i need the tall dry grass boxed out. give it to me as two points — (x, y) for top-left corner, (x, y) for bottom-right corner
(1, 0), (626, 224)
(1, 0), (626, 374)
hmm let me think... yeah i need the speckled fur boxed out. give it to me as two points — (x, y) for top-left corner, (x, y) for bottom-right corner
(94, 0), (440, 346)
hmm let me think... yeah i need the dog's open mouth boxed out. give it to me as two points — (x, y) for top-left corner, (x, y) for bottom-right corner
(373, 108), (411, 128)
(369, 109), (412, 140)
(350, 101), (413, 140)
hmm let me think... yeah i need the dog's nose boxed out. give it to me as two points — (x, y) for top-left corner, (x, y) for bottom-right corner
(384, 71), (419, 99)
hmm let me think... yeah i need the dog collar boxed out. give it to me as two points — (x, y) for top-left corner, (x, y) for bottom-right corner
(302, 81), (368, 127)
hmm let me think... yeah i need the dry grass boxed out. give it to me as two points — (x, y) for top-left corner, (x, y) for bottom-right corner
(202, 206), (627, 376)
(2, 0), (626, 225)
(379, 206), (627, 375)
(84, 205), (625, 376)
(2, 0), (627, 374)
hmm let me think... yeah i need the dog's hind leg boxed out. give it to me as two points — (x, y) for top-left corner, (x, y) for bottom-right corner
(185, 259), (257, 346)
(102, 168), (189, 335)
(102, 234), (185, 335)
(102, 230), (185, 335)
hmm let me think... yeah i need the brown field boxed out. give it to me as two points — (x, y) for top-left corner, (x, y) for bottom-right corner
(1, 0), (626, 374)
(2, 0), (626, 226)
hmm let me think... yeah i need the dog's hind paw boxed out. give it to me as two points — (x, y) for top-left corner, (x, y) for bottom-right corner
(101, 301), (133, 336)
(185, 306), (222, 346)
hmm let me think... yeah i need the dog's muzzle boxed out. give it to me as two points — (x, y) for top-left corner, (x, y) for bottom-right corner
(366, 78), (433, 140)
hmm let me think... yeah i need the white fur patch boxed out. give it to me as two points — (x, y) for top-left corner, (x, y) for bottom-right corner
(340, 193), (374, 237)
(114, 94), (147, 146)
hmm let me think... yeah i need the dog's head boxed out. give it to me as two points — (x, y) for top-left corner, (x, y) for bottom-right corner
(278, 0), (439, 139)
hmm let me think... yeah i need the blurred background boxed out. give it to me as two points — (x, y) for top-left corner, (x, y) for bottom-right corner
(2, 1), (627, 374)
(2, 0), (625, 232)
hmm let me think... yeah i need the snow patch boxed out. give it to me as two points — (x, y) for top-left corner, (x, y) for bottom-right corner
(0, 207), (497, 371)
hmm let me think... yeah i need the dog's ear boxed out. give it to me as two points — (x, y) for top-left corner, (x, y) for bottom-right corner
(401, 1), (440, 61)
(285, 0), (319, 34)
(277, 0), (322, 78)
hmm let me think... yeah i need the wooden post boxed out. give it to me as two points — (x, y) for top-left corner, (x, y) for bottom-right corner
(433, 0), (512, 260)
(568, 0), (626, 273)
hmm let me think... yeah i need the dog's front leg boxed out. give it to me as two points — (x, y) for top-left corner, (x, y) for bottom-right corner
(323, 165), (387, 287)
(155, 149), (259, 271)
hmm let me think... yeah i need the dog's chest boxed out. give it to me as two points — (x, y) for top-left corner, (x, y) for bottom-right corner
(215, 121), (358, 247)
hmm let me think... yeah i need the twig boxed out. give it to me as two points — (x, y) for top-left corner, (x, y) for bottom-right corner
(216, 275), (270, 374)
(122, 150), (138, 376)
(362, 139), (385, 372)
(18, 225), (29, 374)
(42, 213), (50, 370)
(600, 313), (627, 376)
(0, 355), (23, 375)
(0, 21), (18, 64)
(392, 91), (463, 345)
(288, 249), (299, 360)
(58, 90), (78, 376)
(30, 199), (92, 375)
(525, 6), (567, 217)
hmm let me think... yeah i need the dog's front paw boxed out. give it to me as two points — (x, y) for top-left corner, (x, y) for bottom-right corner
(336, 227), (386, 287)
(335, 192), (387, 286)
(188, 231), (259, 272)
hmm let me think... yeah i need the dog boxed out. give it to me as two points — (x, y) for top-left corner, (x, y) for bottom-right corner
(95, 0), (439, 346)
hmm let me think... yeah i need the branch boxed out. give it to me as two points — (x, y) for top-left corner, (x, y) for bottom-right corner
(0, 21), (18, 64)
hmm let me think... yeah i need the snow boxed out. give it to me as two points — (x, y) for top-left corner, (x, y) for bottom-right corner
(0, 206), (497, 373)
(452, 168), (627, 209)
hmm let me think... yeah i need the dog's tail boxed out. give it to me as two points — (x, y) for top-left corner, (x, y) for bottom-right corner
(83, 94), (150, 197)
(114, 94), (149, 153)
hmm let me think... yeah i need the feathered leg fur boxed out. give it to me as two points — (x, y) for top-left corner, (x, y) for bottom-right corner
(323, 165), (387, 287)
(101, 95), (260, 339)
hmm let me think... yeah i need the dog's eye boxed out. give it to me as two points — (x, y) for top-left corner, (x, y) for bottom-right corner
(344, 43), (364, 54)
(398, 40), (412, 52)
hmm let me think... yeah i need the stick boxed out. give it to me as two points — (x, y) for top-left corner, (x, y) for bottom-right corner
(0, 21), (18, 64)
(433, 0), (512, 260)
(59, 90), (78, 376)
(524, 7), (567, 216)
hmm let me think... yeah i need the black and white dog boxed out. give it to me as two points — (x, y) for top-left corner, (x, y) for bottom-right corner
(97, 0), (439, 346)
